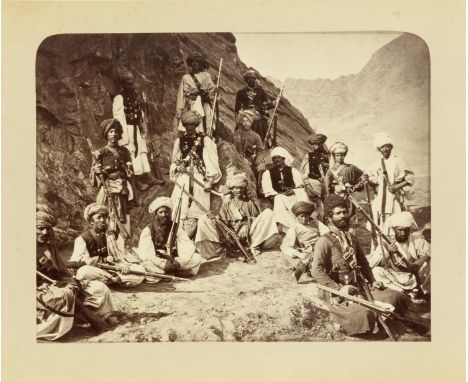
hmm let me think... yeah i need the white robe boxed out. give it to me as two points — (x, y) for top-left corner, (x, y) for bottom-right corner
(112, 94), (151, 175)
(176, 72), (215, 134)
(170, 136), (222, 220)
(281, 221), (329, 262)
(71, 234), (145, 287)
(367, 155), (414, 225)
(261, 167), (310, 229)
(138, 225), (204, 276)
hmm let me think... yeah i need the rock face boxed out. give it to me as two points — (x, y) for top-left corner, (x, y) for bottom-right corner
(283, 33), (430, 176)
(36, 33), (313, 247)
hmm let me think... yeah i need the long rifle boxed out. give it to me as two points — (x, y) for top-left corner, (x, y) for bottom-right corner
(317, 284), (429, 336)
(86, 138), (141, 260)
(166, 184), (185, 259)
(92, 262), (190, 282)
(263, 84), (284, 146)
(176, 166), (224, 197)
(364, 182), (378, 248)
(208, 58), (223, 138)
(329, 168), (411, 271)
(172, 181), (256, 264)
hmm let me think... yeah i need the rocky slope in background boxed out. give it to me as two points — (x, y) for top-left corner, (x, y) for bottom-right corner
(36, 33), (313, 247)
(282, 33), (430, 177)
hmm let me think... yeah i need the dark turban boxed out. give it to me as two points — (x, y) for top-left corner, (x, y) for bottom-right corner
(187, 52), (206, 67)
(308, 133), (327, 145)
(291, 201), (315, 216)
(243, 69), (257, 81)
(324, 195), (347, 216)
(181, 110), (202, 127)
(119, 70), (135, 82)
(100, 118), (123, 138)
(36, 205), (57, 228)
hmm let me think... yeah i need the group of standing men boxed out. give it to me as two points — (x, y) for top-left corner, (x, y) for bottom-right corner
(37, 51), (430, 341)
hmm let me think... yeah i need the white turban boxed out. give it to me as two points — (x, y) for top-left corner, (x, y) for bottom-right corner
(271, 147), (294, 166)
(373, 132), (393, 150)
(388, 211), (418, 229)
(330, 142), (348, 154)
(226, 173), (248, 189)
(84, 203), (108, 222)
(148, 197), (173, 213)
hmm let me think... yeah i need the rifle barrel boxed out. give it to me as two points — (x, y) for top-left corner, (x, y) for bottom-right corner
(95, 263), (189, 282)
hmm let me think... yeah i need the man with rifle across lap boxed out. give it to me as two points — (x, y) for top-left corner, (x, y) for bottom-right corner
(36, 205), (118, 340)
(311, 194), (410, 339)
(195, 173), (278, 261)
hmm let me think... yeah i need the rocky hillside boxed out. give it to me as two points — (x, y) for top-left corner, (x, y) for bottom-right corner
(36, 33), (313, 246)
(283, 33), (430, 176)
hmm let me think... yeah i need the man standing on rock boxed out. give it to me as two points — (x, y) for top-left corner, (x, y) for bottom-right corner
(70, 203), (146, 288)
(364, 132), (415, 227)
(37, 205), (117, 339)
(170, 110), (222, 238)
(113, 70), (162, 191)
(175, 52), (216, 135)
(311, 195), (409, 337)
(138, 197), (204, 277)
(233, 109), (266, 192)
(235, 69), (272, 141)
(300, 133), (330, 221)
(195, 173), (278, 260)
(91, 118), (136, 234)
(262, 147), (310, 232)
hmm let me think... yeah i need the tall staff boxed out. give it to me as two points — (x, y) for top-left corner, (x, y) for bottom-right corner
(208, 58), (223, 138)
(263, 84), (284, 147)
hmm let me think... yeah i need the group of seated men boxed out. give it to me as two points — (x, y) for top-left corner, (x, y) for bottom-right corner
(37, 54), (431, 340)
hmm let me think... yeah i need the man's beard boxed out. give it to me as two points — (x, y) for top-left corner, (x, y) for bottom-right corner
(333, 217), (350, 230)
(158, 217), (171, 226)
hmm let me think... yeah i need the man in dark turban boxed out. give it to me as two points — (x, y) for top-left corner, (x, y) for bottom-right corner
(90, 118), (136, 234)
(281, 201), (329, 282)
(311, 195), (410, 337)
(299, 132), (330, 221)
(234, 68), (274, 142)
(175, 51), (216, 136)
(112, 70), (163, 189)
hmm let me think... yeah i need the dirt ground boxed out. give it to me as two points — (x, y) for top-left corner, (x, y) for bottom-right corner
(60, 203), (431, 343)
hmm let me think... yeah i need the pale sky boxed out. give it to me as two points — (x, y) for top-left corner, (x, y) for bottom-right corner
(234, 33), (401, 81)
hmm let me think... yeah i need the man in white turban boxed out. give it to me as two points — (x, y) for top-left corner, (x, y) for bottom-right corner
(138, 196), (204, 277)
(195, 173), (278, 260)
(170, 110), (222, 238)
(70, 203), (146, 288)
(364, 132), (415, 227)
(262, 147), (310, 232)
(323, 142), (365, 218)
(366, 211), (430, 298)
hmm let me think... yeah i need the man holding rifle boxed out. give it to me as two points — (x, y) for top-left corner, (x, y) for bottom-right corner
(138, 197), (204, 277)
(234, 69), (273, 141)
(170, 110), (222, 238)
(311, 195), (409, 337)
(37, 205), (118, 340)
(91, 118), (137, 234)
(364, 132), (415, 226)
(71, 203), (146, 287)
(195, 173), (278, 260)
